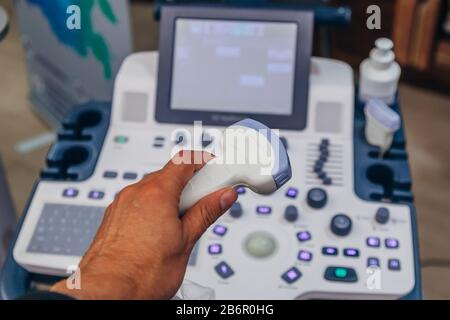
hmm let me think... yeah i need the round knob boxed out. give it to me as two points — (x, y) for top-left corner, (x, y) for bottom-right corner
(284, 205), (299, 222)
(330, 214), (352, 236)
(245, 231), (277, 258)
(375, 207), (390, 224)
(307, 188), (327, 209)
(230, 202), (243, 218)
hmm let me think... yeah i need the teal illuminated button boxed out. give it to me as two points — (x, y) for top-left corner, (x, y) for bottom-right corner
(324, 266), (357, 283)
(245, 231), (277, 258)
(335, 268), (347, 278)
(114, 135), (129, 144)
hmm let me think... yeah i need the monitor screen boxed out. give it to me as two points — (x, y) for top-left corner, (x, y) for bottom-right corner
(170, 19), (298, 115)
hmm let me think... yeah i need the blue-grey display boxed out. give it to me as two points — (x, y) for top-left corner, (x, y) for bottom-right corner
(171, 19), (298, 115)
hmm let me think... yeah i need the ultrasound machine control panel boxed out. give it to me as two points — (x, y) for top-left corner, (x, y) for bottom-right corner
(13, 6), (417, 299)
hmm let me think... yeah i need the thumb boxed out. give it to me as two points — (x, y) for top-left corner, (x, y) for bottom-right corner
(182, 187), (238, 246)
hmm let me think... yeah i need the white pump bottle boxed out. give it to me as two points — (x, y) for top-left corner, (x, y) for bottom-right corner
(359, 38), (401, 105)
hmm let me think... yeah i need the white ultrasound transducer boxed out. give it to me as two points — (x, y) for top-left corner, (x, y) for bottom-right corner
(179, 119), (292, 213)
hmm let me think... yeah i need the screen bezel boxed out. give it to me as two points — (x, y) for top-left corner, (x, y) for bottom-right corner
(155, 6), (314, 130)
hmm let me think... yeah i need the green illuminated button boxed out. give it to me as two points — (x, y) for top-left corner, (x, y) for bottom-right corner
(334, 268), (347, 278)
(245, 231), (277, 258)
(324, 266), (357, 283)
(114, 135), (129, 144)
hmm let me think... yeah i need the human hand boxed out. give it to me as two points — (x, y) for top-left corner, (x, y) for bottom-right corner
(50, 151), (238, 299)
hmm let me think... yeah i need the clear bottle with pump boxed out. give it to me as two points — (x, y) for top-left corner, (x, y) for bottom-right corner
(359, 38), (401, 105)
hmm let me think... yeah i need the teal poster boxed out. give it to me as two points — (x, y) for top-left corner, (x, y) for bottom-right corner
(15, 0), (132, 124)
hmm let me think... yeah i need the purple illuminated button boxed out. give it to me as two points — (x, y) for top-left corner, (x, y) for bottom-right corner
(281, 267), (302, 284)
(388, 258), (401, 271)
(208, 244), (222, 255)
(256, 206), (272, 215)
(367, 237), (381, 248)
(322, 246), (338, 256)
(296, 231), (311, 242)
(213, 225), (228, 236)
(385, 238), (399, 249)
(285, 187), (298, 199)
(343, 248), (360, 257)
(62, 188), (78, 198)
(88, 190), (105, 200)
(235, 186), (246, 194)
(214, 261), (234, 279)
(367, 257), (380, 267)
(297, 250), (313, 262)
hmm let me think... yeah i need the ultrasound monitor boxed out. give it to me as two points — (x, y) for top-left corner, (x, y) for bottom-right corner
(156, 6), (313, 129)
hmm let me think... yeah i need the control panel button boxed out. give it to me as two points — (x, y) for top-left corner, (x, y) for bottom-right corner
(367, 257), (380, 267)
(235, 186), (246, 194)
(284, 205), (299, 222)
(375, 207), (390, 224)
(174, 131), (187, 145)
(212, 225), (227, 236)
(307, 188), (327, 209)
(324, 266), (358, 283)
(388, 259), (401, 271)
(214, 261), (234, 279)
(123, 172), (138, 180)
(343, 248), (360, 257)
(367, 237), (381, 248)
(114, 135), (129, 144)
(229, 202), (243, 218)
(62, 188), (78, 198)
(297, 250), (313, 262)
(330, 214), (352, 236)
(322, 246), (338, 256)
(296, 231), (311, 242)
(88, 191), (105, 200)
(256, 205), (272, 215)
(285, 187), (298, 199)
(385, 238), (399, 249)
(103, 171), (118, 179)
(208, 244), (222, 255)
(281, 267), (302, 284)
(245, 231), (276, 258)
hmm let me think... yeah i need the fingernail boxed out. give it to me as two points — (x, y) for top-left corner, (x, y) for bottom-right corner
(220, 189), (237, 211)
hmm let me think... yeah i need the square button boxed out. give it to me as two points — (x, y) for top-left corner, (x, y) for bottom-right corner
(297, 250), (313, 262)
(88, 191), (105, 200)
(213, 225), (228, 236)
(385, 238), (399, 249)
(208, 244), (222, 255)
(285, 187), (298, 199)
(62, 188), (78, 198)
(114, 135), (129, 144)
(214, 261), (234, 279)
(297, 231), (312, 242)
(367, 257), (380, 267)
(367, 237), (381, 248)
(388, 259), (401, 271)
(322, 246), (338, 256)
(343, 248), (359, 257)
(281, 267), (302, 284)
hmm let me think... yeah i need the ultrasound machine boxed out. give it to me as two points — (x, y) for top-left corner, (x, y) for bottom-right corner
(1, 6), (421, 299)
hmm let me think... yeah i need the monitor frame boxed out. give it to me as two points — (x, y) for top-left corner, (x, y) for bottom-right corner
(155, 5), (314, 130)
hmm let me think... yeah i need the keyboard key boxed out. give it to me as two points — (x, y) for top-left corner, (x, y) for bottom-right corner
(388, 259), (401, 271)
(343, 248), (360, 257)
(322, 246), (338, 256)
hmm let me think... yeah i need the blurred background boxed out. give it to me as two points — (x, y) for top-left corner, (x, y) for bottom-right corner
(0, 0), (449, 298)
